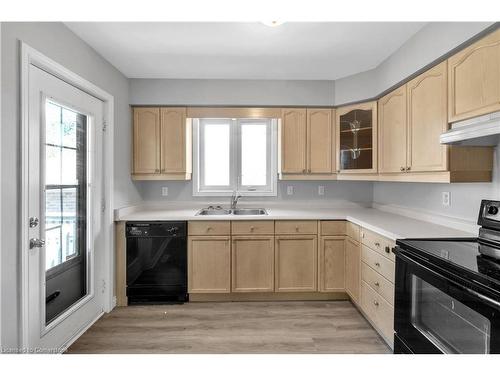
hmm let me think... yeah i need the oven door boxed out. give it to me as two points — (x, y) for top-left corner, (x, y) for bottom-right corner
(395, 250), (500, 354)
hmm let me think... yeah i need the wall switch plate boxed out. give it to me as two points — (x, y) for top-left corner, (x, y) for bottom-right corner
(161, 187), (169, 196)
(442, 191), (451, 206)
(286, 186), (294, 195)
(318, 186), (325, 196)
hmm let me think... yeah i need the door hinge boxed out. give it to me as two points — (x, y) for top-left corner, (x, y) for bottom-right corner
(101, 200), (106, 213)
(102, 119), (107, 132)
(101, 279), (106, 294)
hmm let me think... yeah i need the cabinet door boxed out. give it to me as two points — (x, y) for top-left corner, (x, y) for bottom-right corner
(133, 107), (160, 174)
(281, 109), (307, 173)
(188, 236), (231, 293)
(345, 237), (360, 304)
(448, 28), (500, 122)
(275, 235), (317, 292)
(319, 236), (345, 292)
(232, 236), (274, 292)
(160, 107), (187, 173)
(378, 86), (407, 173)
(407, 61), (448, 172)
(307, 109), (333, 173)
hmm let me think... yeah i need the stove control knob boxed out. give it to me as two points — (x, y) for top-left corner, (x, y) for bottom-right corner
(487, 206), (499, 215)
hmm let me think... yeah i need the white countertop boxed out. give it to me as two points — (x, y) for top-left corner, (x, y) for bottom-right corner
(115, 202), (475, 241)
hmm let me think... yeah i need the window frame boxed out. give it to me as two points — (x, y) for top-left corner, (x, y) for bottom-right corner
(192, 117), (278, 197)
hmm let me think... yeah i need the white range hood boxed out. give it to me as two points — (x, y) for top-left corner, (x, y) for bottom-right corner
(440, 111), (500, 146)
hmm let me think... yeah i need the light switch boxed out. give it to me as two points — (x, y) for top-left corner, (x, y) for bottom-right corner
(442, 191), (450, 206)
(162, 187), (169, 196)
(286, 186), (294, 195)
(318, 186), (325, 196)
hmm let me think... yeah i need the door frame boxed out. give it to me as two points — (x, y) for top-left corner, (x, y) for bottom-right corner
(20, 42), (115, 349)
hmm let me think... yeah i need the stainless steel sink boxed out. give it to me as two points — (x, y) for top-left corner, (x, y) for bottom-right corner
(196, 208), (231, 216)
(195, 208), (267, 216)
(231, 208), (267, 216)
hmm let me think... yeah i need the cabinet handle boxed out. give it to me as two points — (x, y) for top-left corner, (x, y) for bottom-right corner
(250, 226), (255, 232)
(375, 262), (380, 267)
(374, 242), (380, 247)
(295, 226), (299, 232)
(308, 168), (311, 173)
(400, 167), (405, 172)
(385, 246), (390, 254)
(207, 227), (213, 232)
(374, 281), (380, 287)
(155, 169), (160, 173)
(407, 166), (411, 171)
(373, 300), (379, 307)
(302, 169), (306, 173)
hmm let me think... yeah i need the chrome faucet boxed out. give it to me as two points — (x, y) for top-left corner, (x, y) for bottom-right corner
(230, 191), (242, 210)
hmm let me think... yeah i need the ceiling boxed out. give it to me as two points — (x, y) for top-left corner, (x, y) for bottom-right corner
(65, 22), (426, 80)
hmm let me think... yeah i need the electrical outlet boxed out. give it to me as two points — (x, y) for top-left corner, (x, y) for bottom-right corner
(442, 191), (451, 207)
(318, 185), (325, 196)
(286, 186), (294, 195)
(161, 187), (169, 196)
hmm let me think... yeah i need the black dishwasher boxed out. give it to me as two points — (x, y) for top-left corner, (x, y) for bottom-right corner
(126, 221), (188, 304)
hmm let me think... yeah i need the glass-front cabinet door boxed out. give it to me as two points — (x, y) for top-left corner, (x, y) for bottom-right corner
(336, 101), (377, 174)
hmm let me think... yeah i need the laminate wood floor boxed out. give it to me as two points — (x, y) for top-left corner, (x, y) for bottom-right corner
(67, 301), (391, 354)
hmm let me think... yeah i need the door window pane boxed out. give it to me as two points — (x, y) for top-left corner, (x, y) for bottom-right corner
(241, 123), (267, 186)
(203, 122), (230, 186)
(411, 276), (491, 353)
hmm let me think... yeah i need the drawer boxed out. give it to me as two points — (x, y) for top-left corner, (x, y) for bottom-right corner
(231, 221), (274, 235)
(361, 245), (395, 283)
(361, 228), (395, 261)
(346, 222), (360, 242)
(320, 221), (346, 236)
(361, 262), (394, 305)
(361, 281), (394, 345)
(275, 220), (318, 235)
(188, 221), (231, 235)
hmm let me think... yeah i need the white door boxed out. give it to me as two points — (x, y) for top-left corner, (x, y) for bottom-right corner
(26, 65), (105, 351)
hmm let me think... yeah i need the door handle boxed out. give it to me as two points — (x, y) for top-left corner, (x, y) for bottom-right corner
(30, 238), (45, 249)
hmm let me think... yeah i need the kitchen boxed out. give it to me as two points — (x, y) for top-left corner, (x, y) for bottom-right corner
(1, 1), (500, 370)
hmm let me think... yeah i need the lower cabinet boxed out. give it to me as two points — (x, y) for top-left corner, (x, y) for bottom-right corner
(231, 236), (275, 292)
(275, 235), (318, 292)
(188, 236), (231, 293)
(345, 237), (361, 304)
(361, 281), (394, 345)
(319, 236), (345, 292)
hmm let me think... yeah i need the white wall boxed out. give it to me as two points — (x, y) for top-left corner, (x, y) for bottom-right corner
(0, 22), (139, 349)
(130, 78), (335, 106)
(334, 22), (495, 105)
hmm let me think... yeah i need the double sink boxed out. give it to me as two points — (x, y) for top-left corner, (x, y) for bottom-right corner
(196, 207), (268, 216)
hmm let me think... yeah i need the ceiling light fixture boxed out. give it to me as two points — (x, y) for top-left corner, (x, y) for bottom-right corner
(261, 21), (284, 27)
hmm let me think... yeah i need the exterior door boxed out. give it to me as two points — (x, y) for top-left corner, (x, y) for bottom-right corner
(27, 65), (105, 351)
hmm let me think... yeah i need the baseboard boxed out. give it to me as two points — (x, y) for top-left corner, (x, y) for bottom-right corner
(372, 203), (478, 235)
(189, 292), (348, 302)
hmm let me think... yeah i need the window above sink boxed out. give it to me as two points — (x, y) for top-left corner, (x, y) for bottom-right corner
(192, 118), (278, 197)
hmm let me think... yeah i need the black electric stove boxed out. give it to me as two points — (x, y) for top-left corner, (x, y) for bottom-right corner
(393, 200), (500, 354)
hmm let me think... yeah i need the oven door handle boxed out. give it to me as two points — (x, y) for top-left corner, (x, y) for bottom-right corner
(397, 250), (500, 310)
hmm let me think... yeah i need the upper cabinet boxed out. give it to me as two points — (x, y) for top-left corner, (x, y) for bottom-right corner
(448, 28), (500, 123)
(378, 86), (407, 174)
(336, 101), (378, 175)
(132, 107), (191, 180)
(378, 61), (494, 183)
(280, 108), (334, 179)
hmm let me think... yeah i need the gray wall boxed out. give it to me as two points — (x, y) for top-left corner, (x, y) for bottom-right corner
(0, 22), (139, 349)
(137, 180), (374, 205)
(130, 79), (335, 106)
(335, 22), (495, 105)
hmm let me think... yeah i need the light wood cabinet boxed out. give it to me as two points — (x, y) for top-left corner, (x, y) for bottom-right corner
(231, 236), (274, 292)
(275, 235), (318, 292)
(378, 86), (407, 174)
(188, 236), (231, 293)
(448, 28), (500, 122)
(407, 62), (448, 172)
(281, 108), (307, 174)
(361, 281), (394, 346)
(336, 101), (378, 176)
(319, 236), (345, 292)
(345, 237), (361, 304)
(132, 107), (191, 180)
(133, 107), (160, 174)
(280, 108), (335, 179)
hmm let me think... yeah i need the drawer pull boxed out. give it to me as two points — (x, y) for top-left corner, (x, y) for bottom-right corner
(374, 242), (380, 247)
(374, 281), (380, 287)
(295, 226), (299, 232)
(250, 226), (255, 232)
(206, 227), (213, 231)
(385, 246), (390, 254)
(373, 300), (379, 307)
(374, 262), (380, 267)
